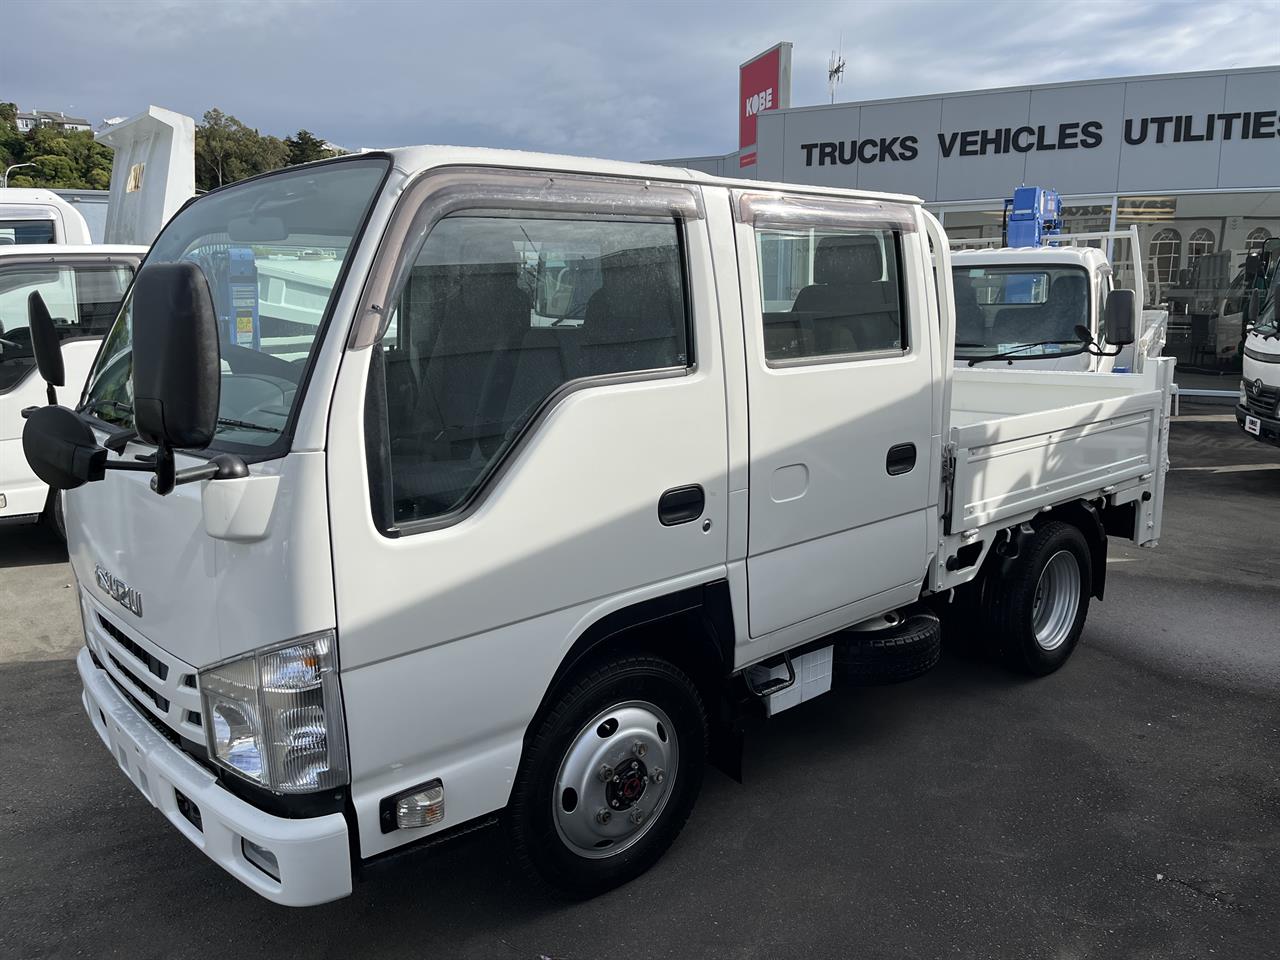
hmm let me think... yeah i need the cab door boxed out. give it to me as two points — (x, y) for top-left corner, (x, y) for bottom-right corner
(735, 192), (937, 640)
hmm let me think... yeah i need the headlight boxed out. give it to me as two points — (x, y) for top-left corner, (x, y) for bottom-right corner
(199, 631), (348, 793)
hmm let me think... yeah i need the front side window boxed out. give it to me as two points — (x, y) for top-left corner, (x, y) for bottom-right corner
(755, 226), (906, 363)
(0, 262), (134, 393)
(368, 212), (689, 528)
(82, 156), (389, 452)
(952, 265), (1091, 358)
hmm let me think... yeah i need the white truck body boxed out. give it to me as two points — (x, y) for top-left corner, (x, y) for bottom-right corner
(0, 245), (143, 520)
(47, 147), (1173, 906)
(0, 188), (93, 245)
(950, 227), (1168, 374)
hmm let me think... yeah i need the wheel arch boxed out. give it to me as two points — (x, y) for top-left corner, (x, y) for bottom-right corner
(525, 580), (735, 745)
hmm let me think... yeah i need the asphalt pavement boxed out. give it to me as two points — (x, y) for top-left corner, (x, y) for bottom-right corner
(1, 403), (1277, 960)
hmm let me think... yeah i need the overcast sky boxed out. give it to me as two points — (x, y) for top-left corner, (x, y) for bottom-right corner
(3, 0), (1276, 161)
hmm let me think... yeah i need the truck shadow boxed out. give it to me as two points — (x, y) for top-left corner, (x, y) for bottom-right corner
(0, 521), (66, 569)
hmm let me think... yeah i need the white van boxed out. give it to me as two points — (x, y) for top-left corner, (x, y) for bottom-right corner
(1, 246), (142, 528)
(23, 148), (1173, 906)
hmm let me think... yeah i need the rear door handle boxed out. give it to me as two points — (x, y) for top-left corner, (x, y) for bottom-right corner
(886, 442), (917, 476)
(658, 484), (705, 525)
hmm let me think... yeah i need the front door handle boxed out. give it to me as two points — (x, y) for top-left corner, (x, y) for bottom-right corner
(886, 442), (917, 476)
(658, 484), (705, 525)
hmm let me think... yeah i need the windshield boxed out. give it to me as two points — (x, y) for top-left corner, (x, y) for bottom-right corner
(0, 261), (134, 393)
(83, 156), (388, 453)
(952, 264), (1091, 357)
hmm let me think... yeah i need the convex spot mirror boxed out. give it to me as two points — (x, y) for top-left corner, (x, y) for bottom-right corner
(131, 261), (221, 450)
(28, 291), (65, 393)
(1104, 289), (1136, 346)
(22, 405), (106, 490)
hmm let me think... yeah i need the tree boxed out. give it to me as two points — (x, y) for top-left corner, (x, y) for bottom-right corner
(284, 128), (332, 166)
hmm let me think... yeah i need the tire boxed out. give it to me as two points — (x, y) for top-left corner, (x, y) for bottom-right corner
(982, 521), (1092, 676)
(505, 654), (708, 897)
(833, 611), (942, 685)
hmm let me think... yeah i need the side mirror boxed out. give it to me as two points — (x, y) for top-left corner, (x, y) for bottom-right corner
(1104, 289), (1136, 346)
(1243, 252), (1262, 279)
(131, 262), (221, 452)
(27, 291), (65, 404)
(22, 405), (107, 490)
(1245, 289), (1261, 327)
(1073, 324), (1093, 344)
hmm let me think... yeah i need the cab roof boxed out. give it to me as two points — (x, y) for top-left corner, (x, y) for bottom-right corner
(950, 245), (1108, 270)
(379, 144), (924, 208)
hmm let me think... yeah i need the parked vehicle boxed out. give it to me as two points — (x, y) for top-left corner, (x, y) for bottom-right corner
(0, 246), (143, 531)
(950, 226), (1167, 373)
(0, 188), (93, 245)
(22, 147), (1174, 907)
(1237, 240), (1280, 446)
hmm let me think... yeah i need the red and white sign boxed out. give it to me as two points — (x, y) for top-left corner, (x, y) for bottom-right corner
(739, 42), (792, 168)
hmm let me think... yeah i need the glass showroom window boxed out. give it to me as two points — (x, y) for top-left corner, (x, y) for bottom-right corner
(1187, 228), (1216, 268)
(1247, 227), (1273, 257)
(1150, 228), (1182, 287)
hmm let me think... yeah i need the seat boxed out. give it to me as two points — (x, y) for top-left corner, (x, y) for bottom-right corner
(791, 235), (902, 353)
(952, 273), (987, 345)
(581, 249), (683, 376)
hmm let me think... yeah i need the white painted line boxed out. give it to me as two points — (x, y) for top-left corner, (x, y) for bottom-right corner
(1171, 463), (1280, 474)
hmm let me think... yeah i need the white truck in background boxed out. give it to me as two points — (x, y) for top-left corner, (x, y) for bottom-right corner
(1, 106), (193, 532)
(0, 188), (94, 245)
(1237, 240), (1280, 446)
(950, 226), (1168, 374)
(22, 147), (1174, 906)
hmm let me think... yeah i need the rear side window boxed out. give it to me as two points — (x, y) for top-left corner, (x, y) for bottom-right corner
(367, 212), (689, 529)
(755, 226), (906, 363)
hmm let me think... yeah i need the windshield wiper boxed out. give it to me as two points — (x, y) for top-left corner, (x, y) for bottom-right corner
(966, 339), (1087, 367)
(954, 341), (987, 348)
(216, 416), (282, 434)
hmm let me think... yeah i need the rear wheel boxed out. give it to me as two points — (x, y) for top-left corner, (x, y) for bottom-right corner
(983, 522), (1092, 676)
(506, 655), (707, 897)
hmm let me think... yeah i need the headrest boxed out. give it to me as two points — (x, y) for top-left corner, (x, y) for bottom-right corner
(814, 235), (884, 285)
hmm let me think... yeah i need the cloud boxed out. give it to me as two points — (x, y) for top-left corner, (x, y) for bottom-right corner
(1, 0), (1274, 161)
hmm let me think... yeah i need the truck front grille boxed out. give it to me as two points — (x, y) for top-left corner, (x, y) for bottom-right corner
(82, 590), (204, 746)
(1244, 382), (1279, 418)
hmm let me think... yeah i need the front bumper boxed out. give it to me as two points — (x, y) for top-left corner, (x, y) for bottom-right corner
(77, 646), (353, 906)
(1235, 404), (1280, 446)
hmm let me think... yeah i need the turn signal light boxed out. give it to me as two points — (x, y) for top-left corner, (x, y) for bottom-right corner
(394, 779), (445, 830)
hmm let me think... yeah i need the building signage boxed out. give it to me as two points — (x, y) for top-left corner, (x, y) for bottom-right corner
(739, 42), (792, 169)
(801, 110), (1279, 167)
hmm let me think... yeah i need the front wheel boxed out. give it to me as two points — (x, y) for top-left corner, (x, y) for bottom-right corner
(983, 522), (1092, 676)
(505, 654), (707, 897)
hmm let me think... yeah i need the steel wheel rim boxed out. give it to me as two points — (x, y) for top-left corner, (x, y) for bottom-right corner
(552, 700), (679, 860)
(1031, 550), (1081, 651)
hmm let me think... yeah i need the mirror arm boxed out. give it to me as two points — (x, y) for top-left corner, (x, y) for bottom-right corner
(150, 449), (249, 496)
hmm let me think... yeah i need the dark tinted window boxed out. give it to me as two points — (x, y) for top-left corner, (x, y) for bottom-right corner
(368, 213), (688, 528)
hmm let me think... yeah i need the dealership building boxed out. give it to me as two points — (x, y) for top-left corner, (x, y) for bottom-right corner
(661, 62), (1280, 372)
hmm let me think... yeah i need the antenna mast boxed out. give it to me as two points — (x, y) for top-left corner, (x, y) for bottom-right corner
(827, 38), (846, 104)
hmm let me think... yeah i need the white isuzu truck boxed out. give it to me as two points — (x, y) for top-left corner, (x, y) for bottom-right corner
(22, 148), (1174, 906)
(950, 227), (1167, 374)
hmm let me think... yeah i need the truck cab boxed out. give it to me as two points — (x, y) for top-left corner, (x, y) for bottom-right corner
(21, 148), (1173, 906)
(0, 245), (143, 526)
(950, 227), (1166, 374)
(1237, 245), (1280, 445)
(0, 188), (94, 245)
